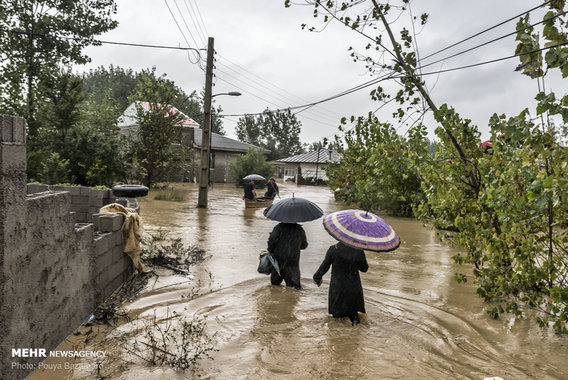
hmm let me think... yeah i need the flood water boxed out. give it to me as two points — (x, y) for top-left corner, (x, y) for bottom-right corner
(29, 182), (567, 379)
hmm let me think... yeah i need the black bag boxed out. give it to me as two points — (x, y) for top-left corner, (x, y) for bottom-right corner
(257, 253), (273, 274)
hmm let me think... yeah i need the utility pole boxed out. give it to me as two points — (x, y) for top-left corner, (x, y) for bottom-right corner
(197, 37), (214, 208)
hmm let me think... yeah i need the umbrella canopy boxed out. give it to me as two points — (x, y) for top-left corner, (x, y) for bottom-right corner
(323, 209), (400, 252)
(243, 174), (266, 181)
(263, 196), (324, 223)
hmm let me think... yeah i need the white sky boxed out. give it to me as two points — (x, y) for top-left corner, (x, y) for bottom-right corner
(80, 0), (567, 144)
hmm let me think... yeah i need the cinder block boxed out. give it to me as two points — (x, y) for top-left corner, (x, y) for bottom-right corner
(94, 246), (114, 274)
(74, 212), (88, 223)
(91, 213), (101, 231)
(98, 259), (124, 290)
(12, 116), (26, 143)
(89, 196), (104, 207)
(27, 184), (48, 194)
(71, 204), (90, 214)
(99, 214), (123, 233)
(1, 115), (14, 142)
(114, 231), (123, 247)
(66, 187), (81, 196)
(71, 195), (89, 205)
(80, 187), (92, 196)
(94, 232), (113, 254)
(112, 245), (124, 262)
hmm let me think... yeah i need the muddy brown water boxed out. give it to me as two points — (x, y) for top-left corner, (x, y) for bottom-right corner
(28, 182), (567, 379)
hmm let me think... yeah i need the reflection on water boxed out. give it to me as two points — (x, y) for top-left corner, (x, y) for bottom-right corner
(29, 182), (567, 380)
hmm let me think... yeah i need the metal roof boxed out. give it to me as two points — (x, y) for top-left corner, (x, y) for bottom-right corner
(276, 149), (342, 164)
(191, 127), (258, 153)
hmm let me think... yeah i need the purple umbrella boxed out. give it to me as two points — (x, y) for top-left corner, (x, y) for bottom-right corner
(323, 209), (400, 252)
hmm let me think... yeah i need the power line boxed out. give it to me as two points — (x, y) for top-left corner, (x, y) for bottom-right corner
(220, 72), (395, 118)
(163, 0), (202, 64)
(172, 0), (202, 49)
(215, 58), (344, 124)
(417, 40), (568, 77)
(419, 10), (566, 70)
(420, 0), (552, 61)
(0, 27), (206, 53)
(220, 40), (568, 119)
(183, 0), (208, 44)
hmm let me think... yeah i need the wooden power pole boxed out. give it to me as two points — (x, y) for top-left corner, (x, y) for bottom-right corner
(197, 37), (214, 208)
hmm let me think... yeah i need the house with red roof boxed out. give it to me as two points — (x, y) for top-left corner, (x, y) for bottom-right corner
(118, 102), (258, 182)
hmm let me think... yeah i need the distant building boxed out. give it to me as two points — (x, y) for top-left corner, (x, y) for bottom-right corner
(117, 102), (259, 183)
(274, 149), (342, 182)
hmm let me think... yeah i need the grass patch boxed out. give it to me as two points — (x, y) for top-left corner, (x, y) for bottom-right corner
(153, 187), (186, 202)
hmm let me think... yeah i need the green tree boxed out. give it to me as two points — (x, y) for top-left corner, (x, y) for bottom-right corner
(235, 108), (304, 160)
(82, 67), (226, 135)
(227, 147), (274, 187)
(328, 117), (427, 216)
(27, 70), (126, 187)
(82, 65), (138, 112)
(128, 72), (190, 188)
(0, 0), (118, 137)
(288, 0), (568, 329)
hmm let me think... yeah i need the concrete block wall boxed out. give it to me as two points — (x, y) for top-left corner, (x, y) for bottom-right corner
(92, 213), (134, 304)
(0, 115), (134, 380)
(27, 184), (115, 223)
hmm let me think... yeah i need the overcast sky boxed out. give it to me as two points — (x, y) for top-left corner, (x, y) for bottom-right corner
(80, 0), (567, 145)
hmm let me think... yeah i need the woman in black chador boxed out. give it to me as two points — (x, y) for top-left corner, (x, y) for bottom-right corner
(313, 242), (368, 325)
(267, 222), (308, 290)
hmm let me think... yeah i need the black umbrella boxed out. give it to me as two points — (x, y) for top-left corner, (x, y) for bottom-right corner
(243, 174), (266, 181)
(263, 195), (324, 223)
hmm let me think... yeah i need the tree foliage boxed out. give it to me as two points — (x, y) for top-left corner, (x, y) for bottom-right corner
(82, 66), (226, 134)
(27, 69), (126, 187)
(227, 147), (274, 187)
(288, 0), (568, 330)
(327, 117), (428, 216)
(0, 0), (118, 136)
(235, 108), (304, 160)
(128, 72), (190, 188)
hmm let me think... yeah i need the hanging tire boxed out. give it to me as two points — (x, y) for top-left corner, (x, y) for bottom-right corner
(112, 184), (149, 198)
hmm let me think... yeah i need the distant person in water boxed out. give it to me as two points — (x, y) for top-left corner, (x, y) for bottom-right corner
(264, 177), (280, 199)
(313, 242), (368, 325)
(267, 222), (308, 289)
(244, 179), (256, 200)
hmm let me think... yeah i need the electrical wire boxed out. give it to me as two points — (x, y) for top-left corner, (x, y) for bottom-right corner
(419, 10), (566, 71)
(163, 0), (202, 64)
(0, 27), (206, 53)
(420, 0), (552, 61)
(182, 0), (208, 45)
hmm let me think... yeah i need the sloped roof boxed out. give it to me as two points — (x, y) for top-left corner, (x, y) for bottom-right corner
(276, 149), (342, 164)
(191, 127), (257, 153)
(117, 101), (199, 128)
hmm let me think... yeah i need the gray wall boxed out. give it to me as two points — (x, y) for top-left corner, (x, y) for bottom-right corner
(0, 115), (134, 380)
